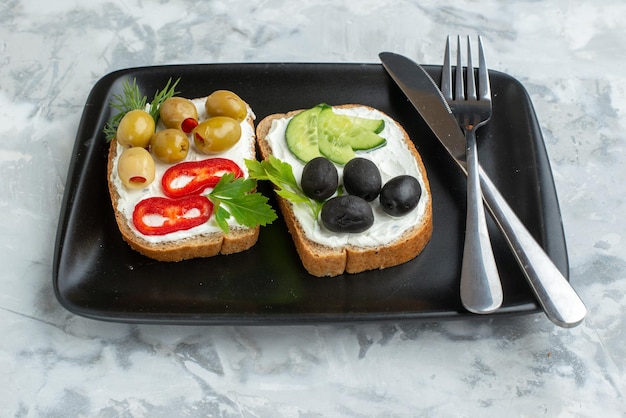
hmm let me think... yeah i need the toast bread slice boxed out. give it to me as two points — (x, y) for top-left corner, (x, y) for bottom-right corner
(107, 97), (259, 262)
(256, 105), (433, 277)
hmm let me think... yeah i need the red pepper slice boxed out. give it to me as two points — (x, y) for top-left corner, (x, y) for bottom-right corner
(161, 158), (244, 198)
(132, 195), (213, 236)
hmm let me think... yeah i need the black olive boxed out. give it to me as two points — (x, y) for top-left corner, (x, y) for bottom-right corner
(320, 195), (374, 233)
(301, 157), (338, 201)
(342, 158), (382, 201)
(379, 175), (422, 216)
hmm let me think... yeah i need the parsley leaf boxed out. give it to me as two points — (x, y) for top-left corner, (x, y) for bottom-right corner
(206, 173), (277, 234)
(245, 156), (323, 219)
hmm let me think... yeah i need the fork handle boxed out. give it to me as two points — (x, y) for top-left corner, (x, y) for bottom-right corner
(478, 166), (587, 327)
(460, 131), (503, 313)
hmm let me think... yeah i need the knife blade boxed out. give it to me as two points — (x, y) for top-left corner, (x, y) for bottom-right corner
(379, 51), (587, 328)
(379, 52), (467, 165)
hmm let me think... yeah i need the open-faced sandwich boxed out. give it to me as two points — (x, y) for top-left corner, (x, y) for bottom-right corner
(105, 79), (276, 261)
(104, 78), (431, 274)
(253, 103), (433, 277)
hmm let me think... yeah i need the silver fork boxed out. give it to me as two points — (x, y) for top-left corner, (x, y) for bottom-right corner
(441, 35), (503, 314)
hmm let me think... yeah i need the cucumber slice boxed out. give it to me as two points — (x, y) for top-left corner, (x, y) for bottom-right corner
(318, 129), (356, 165)
(286, 104), (387, 165)
(317, 106), (350, 139)
(317, 106), (354, 164)
(317, 107), (386, 163)
(344, 115), (385, 134)
(285, 105), (324, 162)
(343, 127), (387, 151)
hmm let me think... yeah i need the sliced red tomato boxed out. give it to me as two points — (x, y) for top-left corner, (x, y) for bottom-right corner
(132, 195), (213, 236)
(161, 158), (243, 198)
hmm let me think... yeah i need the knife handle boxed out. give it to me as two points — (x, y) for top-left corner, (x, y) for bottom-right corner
(478, 166), (587, 327)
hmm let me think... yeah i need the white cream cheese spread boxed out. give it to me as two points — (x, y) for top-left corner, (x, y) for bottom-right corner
(265, 106), (430, 248)
(110, 98), (256, 243)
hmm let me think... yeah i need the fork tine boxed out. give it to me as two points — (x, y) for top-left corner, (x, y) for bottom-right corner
(454, 35), (464, 100)
(478, 35), (491, 101)
(466, 36), (477, 100)
(441, 36), (452, 101)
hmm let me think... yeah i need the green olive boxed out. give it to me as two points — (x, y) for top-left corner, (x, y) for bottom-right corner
(192, 116), (242, 154)
(159, 97), (199, 133)
(204, 90), (248, 122)
(116, 109), (155, 148)
(150, 129), (189, 164)
(117, 147), (155, 189)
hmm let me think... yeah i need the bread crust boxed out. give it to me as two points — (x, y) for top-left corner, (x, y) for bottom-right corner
(108, 105), (259, 262)
(256, 105), (433, 277)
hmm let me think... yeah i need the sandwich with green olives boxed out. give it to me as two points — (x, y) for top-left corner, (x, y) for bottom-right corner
(105, 80), (276, 261)
(254, 103), (433, 277)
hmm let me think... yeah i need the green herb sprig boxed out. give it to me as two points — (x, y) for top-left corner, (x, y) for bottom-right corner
(206, 172), (277, 234)
(103, 77), (180, 141)
(245, 156), (323, 220)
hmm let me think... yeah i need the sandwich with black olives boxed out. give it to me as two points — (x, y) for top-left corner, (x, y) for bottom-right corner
(253, 103), (433, 277)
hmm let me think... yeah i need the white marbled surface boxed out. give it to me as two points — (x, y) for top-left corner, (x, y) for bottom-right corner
(1, 0), (625, 416)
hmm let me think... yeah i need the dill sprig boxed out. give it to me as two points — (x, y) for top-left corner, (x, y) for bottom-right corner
(148, 78), (179, 122)
(103, 77), (180, 141)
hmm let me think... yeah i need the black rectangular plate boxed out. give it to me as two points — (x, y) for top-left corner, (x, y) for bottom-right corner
(53, 63), (569, 324)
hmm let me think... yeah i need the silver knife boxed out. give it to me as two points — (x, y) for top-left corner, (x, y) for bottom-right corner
(379, 51), (586, 328)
